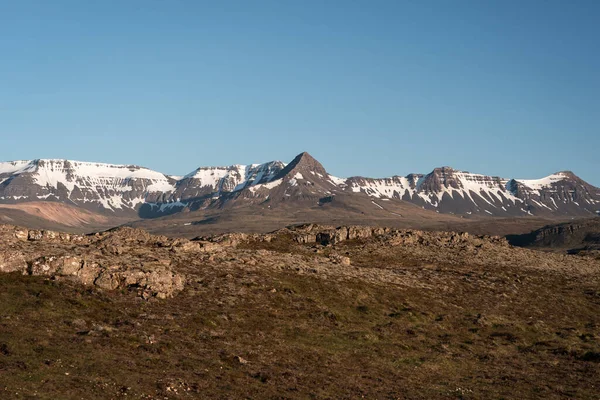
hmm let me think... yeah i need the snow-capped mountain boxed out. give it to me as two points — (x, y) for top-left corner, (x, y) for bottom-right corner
(0, 159), (176, 211)
(1, 153), (598, 219)
(346, 167), (600, 216)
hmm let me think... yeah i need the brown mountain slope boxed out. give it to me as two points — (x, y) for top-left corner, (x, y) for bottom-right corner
(128, 193), (466, 238)
(129, 192), (559, 238)
(0, 202), (125, 233)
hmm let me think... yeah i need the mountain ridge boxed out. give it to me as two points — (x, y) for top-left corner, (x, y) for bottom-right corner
(1, 153), (599, 222)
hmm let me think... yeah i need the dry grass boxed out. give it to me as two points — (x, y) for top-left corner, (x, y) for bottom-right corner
(0, 231), (598, 399)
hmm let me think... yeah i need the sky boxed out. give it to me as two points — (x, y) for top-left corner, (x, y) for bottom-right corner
(0, 0), (598, 185)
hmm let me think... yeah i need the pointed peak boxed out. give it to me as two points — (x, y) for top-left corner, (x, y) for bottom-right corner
(273, 152), (328, 180)
(288, 152), (325, 170)
(291, 151), (318, 164)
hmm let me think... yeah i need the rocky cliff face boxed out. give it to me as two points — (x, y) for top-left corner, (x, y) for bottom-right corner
(506, 171), (600, 215)
(347, 168), (600, 217)
(174, 161), (286, 200)
(0, 159), (177, 214)
(507, 217), (600, 252)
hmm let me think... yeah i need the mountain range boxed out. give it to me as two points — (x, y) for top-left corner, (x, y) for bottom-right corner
(1, 152), (598, 233)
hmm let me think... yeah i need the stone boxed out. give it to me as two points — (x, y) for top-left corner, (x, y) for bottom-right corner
(234, 356), (248, 364)
(329, 254), (351, 266)
(58, 256), (83, 275)
(28, 230), (43, 241)
(77, 262), (102, 285)
(172, 241), (220, 253)
(348, 226), (373, 240)
(59, 232), (71, 242)
(14, 229), (28, 241)
(94, 271), (120, 290)
(29, 256), (61, 276)
(295, 233), (317, 244)
(42, 230), (58, 240)
(0, 251), (27, 273)
(71, 318), (88, 330)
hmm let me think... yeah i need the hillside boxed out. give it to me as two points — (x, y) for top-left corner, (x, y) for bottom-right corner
(0, 224), (598, 398)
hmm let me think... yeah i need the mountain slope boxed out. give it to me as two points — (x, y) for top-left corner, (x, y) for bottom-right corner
(221, 152), (342, 207)
(0, 160), (176, 215)
(0, 202), (119, 233)
(1, 154), (598, 229)
(129, 192), (468, 238)
(347, 167), (600, 217)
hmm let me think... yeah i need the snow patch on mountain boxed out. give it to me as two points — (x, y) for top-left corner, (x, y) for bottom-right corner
(328, 175), (346, 186)
(182, 162), (286, 194)
(349, 176), (412, 198)
(249, 178), (283, 193)
(345, 169), (538, 215)
(515, 173), (568, 194)
(0, 160), (38, 175)
(184, 166), (233, 185)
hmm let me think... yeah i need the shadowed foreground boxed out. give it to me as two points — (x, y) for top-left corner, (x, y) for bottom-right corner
(0, 224), (598, 399)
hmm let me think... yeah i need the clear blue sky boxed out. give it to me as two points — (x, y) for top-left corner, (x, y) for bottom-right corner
(1, 0), (598, 185)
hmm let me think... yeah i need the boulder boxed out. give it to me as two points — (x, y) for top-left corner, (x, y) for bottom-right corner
(29, 256), (61, 276)
(316, 230), (348, 245)
(77, 261), (102, 285)
(58, 256), (84, 275)
(329, 254), (351, 266)
(42, 230), (58, 241)
(29, 256), (84, 276)
(119, 265), (185, 299)
(94, 270), (121, 290)
(295, 234), (317, 244)
(172, 240), (220, 253)
(28, 230), (43, 241)
(348, 226), (373, 240)
(14, 229), (28, 241)
(0, 251), (28, 273)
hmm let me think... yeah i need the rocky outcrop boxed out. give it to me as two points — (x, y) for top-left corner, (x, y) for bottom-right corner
(0, 225), (185, 299)
(92, 264), (184, 299)
(1, 219), (595, 303)
(281, 224), (507, 250)
(507, 217), (600, 251)
(288, 224), (392, 245)
(25, 254), (184, 299)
